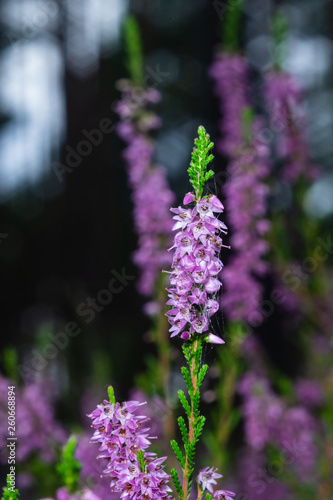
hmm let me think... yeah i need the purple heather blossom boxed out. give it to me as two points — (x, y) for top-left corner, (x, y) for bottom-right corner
(213, 490), (236, 500)
(115, 80), (175, 300)
(238, 373), (318, 479)
(238, 373), (284, 451)
(295, 379), (324, 408)
(277, 407), (317, 478)
(198, 467), (223, 493)
(222, 119), (270, 324)
(87, 398), (172, 500)
(209, 53), (249, 157)
(236, 449), (290, 500)
(264, 71), (320, 183)
(210, 52), (270, 324)
(165, 193), (228, 340)
(0, 375), (66, 465)
(206, 333), (225, 345)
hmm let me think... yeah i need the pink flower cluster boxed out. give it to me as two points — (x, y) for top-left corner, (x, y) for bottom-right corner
(87, 399), (172, 500)
(165, 193), (228, 341)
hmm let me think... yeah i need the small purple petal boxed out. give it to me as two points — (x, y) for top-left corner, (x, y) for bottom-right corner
(206, 333), (225, 344)
(183, 192), (195, 205)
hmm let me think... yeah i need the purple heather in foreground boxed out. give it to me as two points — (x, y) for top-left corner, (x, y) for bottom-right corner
(165, 193), (228, 340)
(87, 396), (172, 500)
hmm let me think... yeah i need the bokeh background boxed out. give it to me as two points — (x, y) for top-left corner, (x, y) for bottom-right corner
(1, 0), (333, 497)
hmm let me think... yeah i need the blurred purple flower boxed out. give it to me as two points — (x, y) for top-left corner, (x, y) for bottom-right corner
(222, 120), (270, 324)
(115, 80), (175, 301)
(238, 372), (318, 480)
(295, 379), (324, 408)
(210, 52), (270, 324)
(209, 53), (249, 156)
(264, 71), (321, 183)
(0, 375), (67, 465)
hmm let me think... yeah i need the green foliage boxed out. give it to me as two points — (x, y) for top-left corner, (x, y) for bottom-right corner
(178, 390), (191, 419)
(108, 385), (116, 405)
(2, 347), (18, 381)
(221, 0), (244, 52)
(136, 449), (147, 473)
(170, 440), (185, 469)
(56, 436), (82, 494)
(241, 107), (254, 143)
(272, 11), (288, 71)
(193, 415), (206, 441)
(123, 16), (144, 85)
(205, 494), (213, 500)
(171, 468), (183, 500)
(188, 126), (215, 201)
(198, 364), (209, 388)
(181, 366), (192, 394)
(1, 476), (19, 500)
(178, 417), (188, 446)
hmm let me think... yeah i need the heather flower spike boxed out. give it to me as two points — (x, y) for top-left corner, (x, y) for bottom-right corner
(87, 388), (172, 500)
(166, 126), (228, 344)
(165, 127), (230, 500)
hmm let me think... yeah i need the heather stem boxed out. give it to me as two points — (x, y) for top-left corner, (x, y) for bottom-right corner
(196, 483), (203, 500)
(182, 339), (199, 500)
